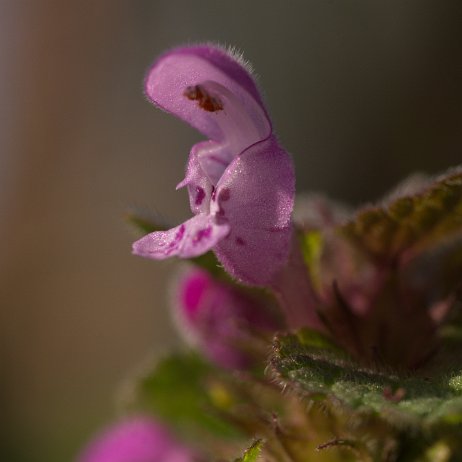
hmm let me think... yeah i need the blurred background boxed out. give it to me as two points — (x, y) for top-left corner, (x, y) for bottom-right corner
(1, 1), (461, 460)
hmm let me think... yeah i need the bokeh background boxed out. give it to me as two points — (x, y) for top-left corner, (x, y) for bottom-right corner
(1, 1), (461, 461)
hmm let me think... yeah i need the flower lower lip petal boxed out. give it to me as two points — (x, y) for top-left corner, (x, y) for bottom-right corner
(132, 214), (230, 260)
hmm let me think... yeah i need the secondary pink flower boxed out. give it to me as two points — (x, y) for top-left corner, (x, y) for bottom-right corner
(77, 416), (196, 462)
(132, 45), (295, 285)
(173, 267), (281, 369)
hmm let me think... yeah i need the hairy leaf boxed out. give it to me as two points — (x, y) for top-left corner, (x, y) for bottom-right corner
(340, 168), (462, 261)
(271, 332), (462, 429)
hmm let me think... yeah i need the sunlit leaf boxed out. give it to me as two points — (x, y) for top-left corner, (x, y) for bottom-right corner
(271, 331), (462, 428)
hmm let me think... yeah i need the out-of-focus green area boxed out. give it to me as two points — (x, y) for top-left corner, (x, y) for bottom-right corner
(1, 1), (461, 461)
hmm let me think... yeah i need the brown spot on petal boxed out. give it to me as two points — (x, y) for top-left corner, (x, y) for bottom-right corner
(184, 85), (223, 112)
(236, 237), (246, 246)
(195, 186), (205, 206)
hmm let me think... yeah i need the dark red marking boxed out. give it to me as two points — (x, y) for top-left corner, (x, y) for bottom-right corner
(184, 85), (223, 112)
(195, 186), (205, 206)
(235, 237), (245, 246)
(165, 225), (185, 255)
(193, 226), (212, 244)
(172, 224), (185, 244)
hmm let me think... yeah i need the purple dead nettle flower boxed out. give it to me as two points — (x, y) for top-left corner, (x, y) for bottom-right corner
(132, 44), (295, 285)
(77, 416), (197, 462)
(173, 266), (281, 369)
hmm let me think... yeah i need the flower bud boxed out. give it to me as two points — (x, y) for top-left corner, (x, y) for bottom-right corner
(77, 415), (197, 462)
(173, 267), (281, 369)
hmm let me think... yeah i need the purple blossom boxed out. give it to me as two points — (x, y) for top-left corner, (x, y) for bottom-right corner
(132, 45), (295, 285)
(77, 416), (196, 462)
(173, 266), (281, 369)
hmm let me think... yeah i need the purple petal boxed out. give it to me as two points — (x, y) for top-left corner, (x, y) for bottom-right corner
(77, 416), (195, 462)
(145, 45), (271, 184)
(212, 136), (295, 285)
(145, 45), (270, 140)
(135, 45), (296, 286)
(132, 214), (230, 259)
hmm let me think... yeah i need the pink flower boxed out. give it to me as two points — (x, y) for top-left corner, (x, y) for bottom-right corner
(77, 416), (196, 462)
(173, 267), (281, 369)
(132, 45), (295, 285)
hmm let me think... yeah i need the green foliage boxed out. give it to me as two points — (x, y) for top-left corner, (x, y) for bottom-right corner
(271, 331), (462, 429)
(234, 440), (263, 462)
(127, 352), (242, 440)
(293, 327), (345, 355)
(340, 168), (462, 261)
(126, 209), (169, 235)
(300, 230), (323, 290)
(125, 169), (462, 459)
(298, 169), (462, 368)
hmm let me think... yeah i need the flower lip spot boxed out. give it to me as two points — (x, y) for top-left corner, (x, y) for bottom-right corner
(195, 186), (206, 205)
(184, 84), (224, 112)
(173, 224), (186, 243)
(193, 226), (212, 244)
(235, 237), (246, 246)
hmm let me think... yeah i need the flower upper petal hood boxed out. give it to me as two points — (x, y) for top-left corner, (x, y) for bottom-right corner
(144, 44), (271, 145)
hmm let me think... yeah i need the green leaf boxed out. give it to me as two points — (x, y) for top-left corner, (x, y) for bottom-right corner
(271, 331), (462, 429)
(234, 439), (263, 462)
(297, 169), (462, 369)
(401, 232), (462, 303)
(300, 230), (323, 290)
(126, 209), (169, 235)
(294, 327), (346, 355)
(127, 352), (242, 440)
(340, 168), (462, 261)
